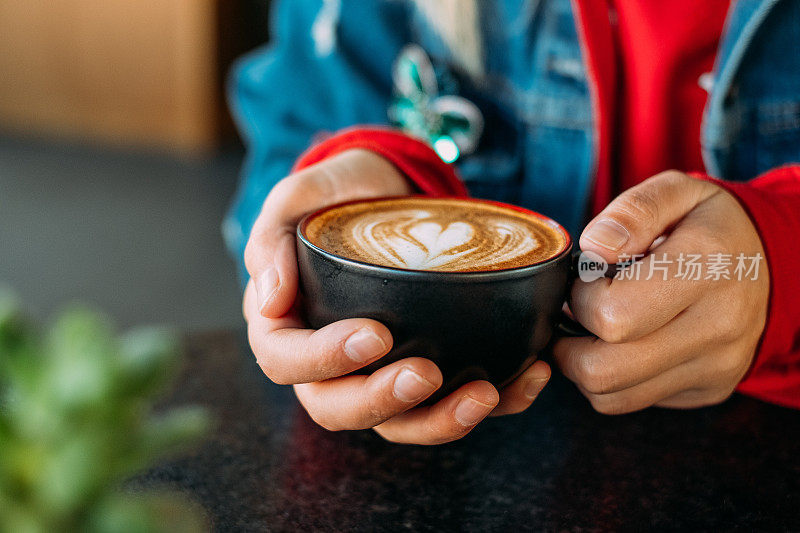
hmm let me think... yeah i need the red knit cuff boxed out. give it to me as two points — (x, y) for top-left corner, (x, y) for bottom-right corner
(692, 167), (800, 408)
(292, 126), (468, 197)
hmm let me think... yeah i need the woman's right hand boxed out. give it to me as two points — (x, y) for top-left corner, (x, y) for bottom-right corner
(243, 149), (548, 444)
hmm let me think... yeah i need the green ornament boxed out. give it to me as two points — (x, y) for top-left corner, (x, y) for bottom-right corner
(389, 44), (483, 163)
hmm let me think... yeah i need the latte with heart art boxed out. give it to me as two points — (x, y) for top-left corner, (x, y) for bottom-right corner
(302, 197), (568, 272)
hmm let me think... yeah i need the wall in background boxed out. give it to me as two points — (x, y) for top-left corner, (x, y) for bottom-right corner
(0, 0), (270, 152)
(0, 1), (273, 329)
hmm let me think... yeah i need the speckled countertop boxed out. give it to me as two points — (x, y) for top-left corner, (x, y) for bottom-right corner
(138, 331), (800, 532)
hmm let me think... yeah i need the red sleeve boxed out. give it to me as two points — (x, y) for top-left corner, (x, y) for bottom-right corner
(292, 126), (468, 197)
(698, 166), (800, 409)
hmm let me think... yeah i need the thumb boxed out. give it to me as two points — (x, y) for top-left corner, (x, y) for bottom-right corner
(245, 149), (412, 318)
(579, 171), (719, 264)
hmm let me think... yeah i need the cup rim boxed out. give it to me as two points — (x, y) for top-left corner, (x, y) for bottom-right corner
(297, 195), (573, 278)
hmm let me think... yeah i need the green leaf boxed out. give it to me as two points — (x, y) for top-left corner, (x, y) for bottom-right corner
(116, 327), (181, 399)
(0, 289), (40, 392)
(45, 306), (118, 412)
(0, 299), (211, 531)
(35, 428), (111, 516)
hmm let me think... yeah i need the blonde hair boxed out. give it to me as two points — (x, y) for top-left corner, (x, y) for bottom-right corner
(413, 0), (483, 77)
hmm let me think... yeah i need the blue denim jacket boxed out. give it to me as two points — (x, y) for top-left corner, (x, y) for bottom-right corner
(224, 0), (800, 283)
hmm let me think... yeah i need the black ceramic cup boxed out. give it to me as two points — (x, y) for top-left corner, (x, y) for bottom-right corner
(296, 197), (575, 404)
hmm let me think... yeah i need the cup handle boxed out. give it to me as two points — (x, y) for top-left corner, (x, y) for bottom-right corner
(557, 313), (593, 337)
(555, 249), (620, 337)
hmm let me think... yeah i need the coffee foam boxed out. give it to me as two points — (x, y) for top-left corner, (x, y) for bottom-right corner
(304, 197), (567, 272)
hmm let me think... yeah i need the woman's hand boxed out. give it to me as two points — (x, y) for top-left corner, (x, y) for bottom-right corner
(554, 171), (769, 413)
(243, 149), (551, 444)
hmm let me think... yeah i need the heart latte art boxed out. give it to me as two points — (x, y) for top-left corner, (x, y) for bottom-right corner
(303, 198), (568, 272)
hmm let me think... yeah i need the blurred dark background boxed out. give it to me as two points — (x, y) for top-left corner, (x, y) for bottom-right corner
(0, 0), (271, 330)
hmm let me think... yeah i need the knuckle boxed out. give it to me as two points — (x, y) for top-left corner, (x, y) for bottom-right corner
(296, 159), (349, 205)
(591, 298), (631, 343)
(257, 359), (291, 385)
(715, 312), (743, 344)
(308, 162), (342, 199)
(427, 414), (469, 443)
(265, 372), (292, 386)
(617, 187), (661, 229)
(715, 351), (747, 381)
(263, 174), (308, 217)
(275, 159), (352, 210)
(364, 396), (395, 428)
(267, 174), (297, 203)
(576, 354), (617, 395)
(248, 331), (291, 385)
(302, 330), (342, 374)
(657, 169), (690, 187)
(702, 229), (728, 253)
(243, 239), (260, 275)
(293, 386), (346, 431)
(253, 357), (285, 384)
(433, 430), (468, 446)
(677, 226), (708, 250)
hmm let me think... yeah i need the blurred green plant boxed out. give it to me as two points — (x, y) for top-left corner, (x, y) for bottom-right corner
(0, 289), (211, 532)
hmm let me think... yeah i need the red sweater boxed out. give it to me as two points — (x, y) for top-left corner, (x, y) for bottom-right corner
(293, 4), (800, 409)
(609, 0), (729, 190)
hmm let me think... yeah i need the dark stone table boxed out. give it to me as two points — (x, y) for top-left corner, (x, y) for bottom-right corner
(140, 331), (800, 532)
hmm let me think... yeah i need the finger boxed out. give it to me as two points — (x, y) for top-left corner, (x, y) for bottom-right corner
(243, 276), (303, 330)
(489, 360), (551, 417)
(245, 175), (316, 319)
(293, 358), (443, 431)
(553, 304), (708, 395)
(244, 232), (298, 320)
(570, 225), (712, 343)
(373, 381), (499, 445)
(653, 338), (750, 410)
(244, 182), (303, 319)
(580, 171), (719, 264)
(567, 336), (749, 415)
(248, 317), (394, 384)
(246, 274), (395, 384)
(258, 233), (298, 319)
(573, 355), (712, 415)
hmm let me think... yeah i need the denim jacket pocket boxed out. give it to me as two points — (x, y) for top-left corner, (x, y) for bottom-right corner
(755, 100), (800, 171)
(702, 98), (800, 182)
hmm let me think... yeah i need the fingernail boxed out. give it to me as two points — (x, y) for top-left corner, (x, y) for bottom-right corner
(256, 266), (280, 314)
(523, 378), (548, 400)
(393, 368), (436, 403)
(454, 396), (494, 427)
(584, 218), (630, 251)
(344, 328), (387, 363)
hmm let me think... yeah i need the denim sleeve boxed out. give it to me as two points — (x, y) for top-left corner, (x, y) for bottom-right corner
(223, 0), (412, 284)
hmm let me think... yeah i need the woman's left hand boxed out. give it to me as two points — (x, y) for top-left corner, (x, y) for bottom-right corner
(553, 170), (770, 413)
